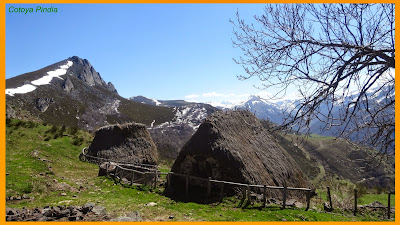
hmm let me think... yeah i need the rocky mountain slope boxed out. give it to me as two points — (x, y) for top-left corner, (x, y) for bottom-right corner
(232, 89), (393, 132)
(130, 96), (220, 161)
(260, 120), (394, 190)
(6, 56), (175, 131)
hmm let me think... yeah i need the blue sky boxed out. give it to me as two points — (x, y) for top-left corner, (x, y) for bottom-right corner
(6, 4), (293, 106)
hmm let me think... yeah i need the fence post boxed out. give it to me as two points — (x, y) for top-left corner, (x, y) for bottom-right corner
(106, 162), (109, 175)
(387, 192), (391, 219)
(327, 186), (333, 210)
(144, 172), (147, 186)
(130, 171), (134, 186)
(220, 182), (224, 202)
(185, 175), (189, 201)
(167, 173), (171, 189)
(353, 189), (357, 216)
(239, 187), (246, 207)
(305, 190), (311, 211)
(154, 170), (158, 189)
(282, 182), (287, 209)
(262, 185), (267, 208)
(246, 185), (251, 206)
(207, 177), (211, 200)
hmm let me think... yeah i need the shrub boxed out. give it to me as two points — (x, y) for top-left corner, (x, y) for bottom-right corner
(68, 127), (79, 136)
(47, 125), (58, 134)
(72, 137), (84, 146)
(25, 121), (37, 128)
(60, 125), (66, 133)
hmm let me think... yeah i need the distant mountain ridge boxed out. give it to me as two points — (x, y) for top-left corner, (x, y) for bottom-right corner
(227, 87), (394, 142)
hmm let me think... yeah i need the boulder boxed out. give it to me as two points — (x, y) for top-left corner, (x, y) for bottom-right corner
(35, 98), (54, 112)
(62, 76), (74, 93)
(98, 162), (118, 176)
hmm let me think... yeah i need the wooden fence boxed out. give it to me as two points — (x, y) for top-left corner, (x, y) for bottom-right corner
(80, 149), (394, 218)
(166, 171), (313, 210)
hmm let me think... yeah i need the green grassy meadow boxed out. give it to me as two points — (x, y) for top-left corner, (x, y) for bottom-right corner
(5, 119), (395, 221)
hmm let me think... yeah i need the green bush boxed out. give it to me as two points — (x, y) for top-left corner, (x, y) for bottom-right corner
(72, 136), (84, 146)
(356, 183), (368, 197)
(68, 126), (79, 136)
(26, 121), (37, 128)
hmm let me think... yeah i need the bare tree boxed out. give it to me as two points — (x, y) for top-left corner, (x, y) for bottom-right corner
(231, 4), (395, 154)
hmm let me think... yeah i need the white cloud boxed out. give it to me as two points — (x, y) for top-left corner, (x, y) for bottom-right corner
(184, 91), (250, 108)
(183, 90), (302, 108)
(185, 94), (200, 99)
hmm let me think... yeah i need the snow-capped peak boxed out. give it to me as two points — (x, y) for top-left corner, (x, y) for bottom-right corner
(6, 60), (73, 96)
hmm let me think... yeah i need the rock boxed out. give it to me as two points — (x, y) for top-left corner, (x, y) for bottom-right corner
(81, 202), (95, 214)
(110, 216), (136, 222)
(59, 209), (70, 218)
(98, 162), (118, 177)
(366, 201), (385, 208)
(92, 205), (106, 215)
(6, 208), (17, 215)
(62, 76), (74, 93)
(4, 203), (111, 221)
(323, 202), (333, 212)
(127, 211), (142, 221)
(146, 202), (157, 207)
(60, 193), (67, 196)
(68, 56), (106, 87)
(106, 82), (118, 94)
(286, 199), (297, 207)
(6, 105), (16, 119)
(169, 215), (175, 219)
(35, 98), (54, 112)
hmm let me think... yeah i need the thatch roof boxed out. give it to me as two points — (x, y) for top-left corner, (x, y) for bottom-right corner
(170, 110), (311, 198)
(87, 123), (158, 165)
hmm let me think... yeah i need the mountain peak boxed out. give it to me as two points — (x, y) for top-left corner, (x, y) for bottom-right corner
(67, 56), (118, 94)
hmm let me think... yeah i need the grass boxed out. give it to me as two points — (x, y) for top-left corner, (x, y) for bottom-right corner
(5, 119), (395, 221)
(358, 194), (395, 207)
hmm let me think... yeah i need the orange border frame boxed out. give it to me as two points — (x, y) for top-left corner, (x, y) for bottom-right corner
(0, 1), (398, 225)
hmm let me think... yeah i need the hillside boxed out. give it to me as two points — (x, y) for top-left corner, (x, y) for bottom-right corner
(6, 56), (176, 131)
(6, 119), (394, 221)
(260, 121), (395, 190)
(130, 96), (220, 162)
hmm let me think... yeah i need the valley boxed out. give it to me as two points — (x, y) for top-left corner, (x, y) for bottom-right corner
(5, 56), (395, 221)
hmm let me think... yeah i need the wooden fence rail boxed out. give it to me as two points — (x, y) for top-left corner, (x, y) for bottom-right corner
(167, 171), (312, 210)
(80, 149), (394, 218)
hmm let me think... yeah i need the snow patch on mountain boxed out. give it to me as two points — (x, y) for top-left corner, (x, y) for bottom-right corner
(32, 61), (73, 85)
(99, 99), (120, 114)
(156, 104), (209, 130)
(5, 84), (37, 96)
(6, 61), (73, 96)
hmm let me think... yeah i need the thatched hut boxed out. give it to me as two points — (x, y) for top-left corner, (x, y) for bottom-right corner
(168, 110), (311, 200)
(87, 123), (158, 165)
